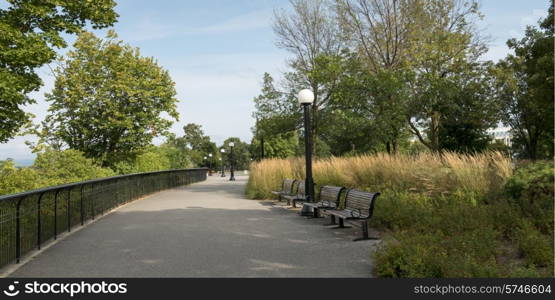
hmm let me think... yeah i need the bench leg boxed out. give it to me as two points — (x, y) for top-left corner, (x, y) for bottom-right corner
(333, 218), (351, 229)
(313, 208), (319, 218)
(324, 215), (336, 226)
(353, 221), (379, 241)
(292, 199), (296, 208)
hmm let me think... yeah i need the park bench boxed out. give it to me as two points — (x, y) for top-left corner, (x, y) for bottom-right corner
(302, 185), (345, 218)
(281, 181), (305, 207)
(271, 179), (297, 201)
(323, 189), (380, 241)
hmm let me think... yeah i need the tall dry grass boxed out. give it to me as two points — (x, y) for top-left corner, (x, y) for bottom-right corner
(246, 152), (513, 201)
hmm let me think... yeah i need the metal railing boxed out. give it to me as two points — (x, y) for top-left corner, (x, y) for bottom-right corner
(0, 168), (207, 269)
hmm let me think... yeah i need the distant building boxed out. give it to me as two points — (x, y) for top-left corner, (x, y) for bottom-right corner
(407, 126), (513, 147)
(487, 127), (512, 146)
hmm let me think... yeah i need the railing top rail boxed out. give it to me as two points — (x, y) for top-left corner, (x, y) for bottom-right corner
(0, 168), (208, 202)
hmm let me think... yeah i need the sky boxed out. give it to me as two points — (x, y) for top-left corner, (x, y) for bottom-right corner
(0, 0), (550, 165)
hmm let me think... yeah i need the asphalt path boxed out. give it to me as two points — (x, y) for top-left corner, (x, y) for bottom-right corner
(9, 175), (376, 277)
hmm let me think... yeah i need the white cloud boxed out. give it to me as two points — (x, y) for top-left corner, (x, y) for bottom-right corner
(125, 9), (272, 42)
(184, 9), (272, 35)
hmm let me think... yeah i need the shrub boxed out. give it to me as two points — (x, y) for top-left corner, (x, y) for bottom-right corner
(504, 161), (554, 235)
(0, 150), (115, 196)
(0, 160), (40, 195)
(33, 149), (115, 186)
(114, 150), (171, 174)
(374, 229), (501, 278)
(514, 221), (553, 268)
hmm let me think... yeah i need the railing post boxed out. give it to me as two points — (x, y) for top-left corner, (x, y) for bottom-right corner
(16, 196), (24, 263)
(54, 189), (59, 240)
(91, 183), (95, 220)
(67, 188), (71, 232)
(80, 185), (85, 226)
(37, 192), (45, 250)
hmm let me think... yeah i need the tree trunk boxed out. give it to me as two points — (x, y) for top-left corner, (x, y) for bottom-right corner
(430, 111), (441, 152)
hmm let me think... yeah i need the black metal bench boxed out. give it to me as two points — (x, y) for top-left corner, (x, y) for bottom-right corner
(271, 179), (297, 201)
(323, 189), (380, 241)
(302, 185), (344, 218)
(281, 181), (305, 207)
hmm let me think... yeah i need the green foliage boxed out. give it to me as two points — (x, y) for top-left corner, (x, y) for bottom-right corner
(114, 147), (171, 174)
(222, 137), (251, 170)
(0, 149), (114, 196)
(504, 161), (554, 235)
(39, 31), (179, 167)
(32, 149), (115, 186)
(0, 0), (117, 142)
(373, 161), (554, 277)
(0, 160), (39, 195)
(514, 221), (553, 268)
(171, 123), (218, 167)
(494, 2), (554, 159)
(251, 131), (299, 159)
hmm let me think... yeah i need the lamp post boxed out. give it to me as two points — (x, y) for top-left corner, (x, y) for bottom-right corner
(208, 153), (213, 176)
(229, 142), (236, 181)
(298, 89), (315, 206)
(220, 148), (226, 177)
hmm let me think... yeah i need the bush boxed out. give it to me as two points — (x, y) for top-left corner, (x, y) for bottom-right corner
(515, 221), (553, 268)
(374, 229), (501, 278)
(0, 150), (115, 196)
(114, 150), (171, 174)
(0, 160), (40, 195)
(505, 161), (554, 235)
(33, 149), (115, 186)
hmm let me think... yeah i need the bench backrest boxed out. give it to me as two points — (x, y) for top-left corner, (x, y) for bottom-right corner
(344, 189), (380, 219)
(319, 186), (344, 208)
(282, 179), (296, 194)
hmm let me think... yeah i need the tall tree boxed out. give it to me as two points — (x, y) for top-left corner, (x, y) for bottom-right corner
(403, 0), (492, 152)
(273, 0), (344, 150)
(334, 0), (416, 153)
(179, 123), (217, 167)
(39, 31), (179, 167)
(0, 0), (118, 142)
(222, 137), (251, 170)
(494, 2), (554, 160)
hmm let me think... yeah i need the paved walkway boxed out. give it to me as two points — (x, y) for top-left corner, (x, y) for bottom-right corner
(10, 175), (375, 277)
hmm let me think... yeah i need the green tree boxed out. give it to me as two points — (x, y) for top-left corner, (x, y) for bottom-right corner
(251, 131), (299, 159)
(335, 0), (416, 153)
(222, 138), (251, 170)
(173, 123), (218, 167)
(0, 159), (39, 195)
(0, 0), (118, 142)
(494, 2), (554, 160)
(40, 31), (179, 167)
(253, 73), (300, 137)
(113, 146), (173, 174)
(273, 0), (344, 153)
(33, 149), (115, 186)
(404, 0), (499, 152)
